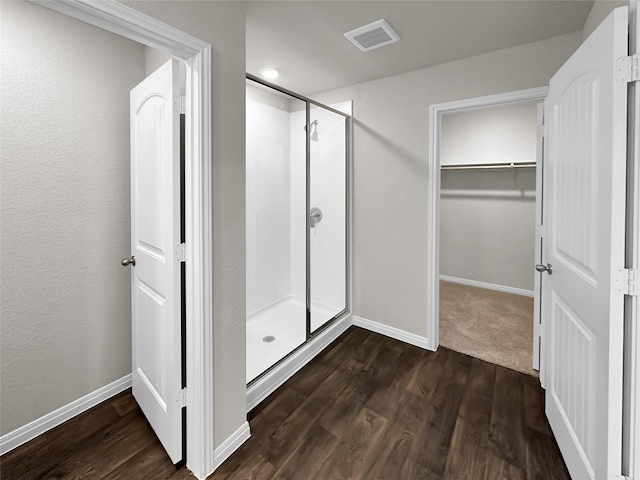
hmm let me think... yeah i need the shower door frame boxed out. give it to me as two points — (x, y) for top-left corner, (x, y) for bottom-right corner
(245, 73), (352, 385)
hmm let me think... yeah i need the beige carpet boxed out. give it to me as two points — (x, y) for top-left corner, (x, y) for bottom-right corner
(439, 280), (538, 376)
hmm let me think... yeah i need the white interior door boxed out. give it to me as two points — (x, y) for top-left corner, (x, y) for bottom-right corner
(129, 59), (183, 464)
(543, 7), (627, 480)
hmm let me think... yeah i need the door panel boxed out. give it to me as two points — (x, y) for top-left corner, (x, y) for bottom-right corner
(543, 7), (627, 479)
(130, 59), (182, 463)
(309, 105), (347, 333)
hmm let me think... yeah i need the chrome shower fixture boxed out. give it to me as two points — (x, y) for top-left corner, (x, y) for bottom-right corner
(303, 120), (319, 131)
(304, 120), (319, 142)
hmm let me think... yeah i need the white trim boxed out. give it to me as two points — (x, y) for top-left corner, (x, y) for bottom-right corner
(0, 375), (132, 455)
(626, 2), (640, 478)
(352, 315), (431, 350)
(427, 87), (549, 352)
(439, 274), (534, 298)
(184, 44), (216, 480)
(246, 314), (352, 412)
(533, 102), (545, 379)
(212, 421), (251, 471)
(30, 2), (215, 478)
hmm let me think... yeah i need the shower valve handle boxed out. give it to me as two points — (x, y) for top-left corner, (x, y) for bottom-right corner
(310, 207), (323, 228)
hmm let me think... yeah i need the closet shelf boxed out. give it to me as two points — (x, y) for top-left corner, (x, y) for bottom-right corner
(441, 161), (536, 171)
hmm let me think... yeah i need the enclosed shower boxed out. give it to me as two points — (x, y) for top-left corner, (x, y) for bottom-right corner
(246, 76), (350, 384)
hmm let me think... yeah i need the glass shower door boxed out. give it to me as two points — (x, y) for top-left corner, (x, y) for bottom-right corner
(245, 79), (307, 383)
(309, 105), (348, 334)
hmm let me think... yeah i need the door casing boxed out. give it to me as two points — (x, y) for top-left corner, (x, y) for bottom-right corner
(625, 1), (640, 477)
(31, 1), (215, 478)
(426, 86), (548, 358)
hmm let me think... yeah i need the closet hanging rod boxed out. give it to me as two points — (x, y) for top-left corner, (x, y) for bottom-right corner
(441, 162), (536, 171)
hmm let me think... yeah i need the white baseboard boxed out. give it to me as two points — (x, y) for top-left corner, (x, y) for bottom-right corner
(352, 315), (432, 350)
(440, 274), (534, 298)
(246, 313), (352, 412)
(212, 421), (250, 471)
(0, 374), (132, 455)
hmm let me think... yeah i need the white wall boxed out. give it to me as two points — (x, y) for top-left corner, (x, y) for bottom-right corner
(0, 0), (145, 435)
(440, 102), (538, 166)
(246, 85), (296, 314)
(439, 102), (538, 291)
(1, 0), (247, 451)
(311, 32), (582, 338)
(440, 170), (537, 291)
(582, 0), (628, 41)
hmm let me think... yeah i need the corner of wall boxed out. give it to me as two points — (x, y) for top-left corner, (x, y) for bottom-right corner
(582, 1), (628, 42)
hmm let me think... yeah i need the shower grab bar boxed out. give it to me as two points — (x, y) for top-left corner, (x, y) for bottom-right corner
(441, 162), (536, 171)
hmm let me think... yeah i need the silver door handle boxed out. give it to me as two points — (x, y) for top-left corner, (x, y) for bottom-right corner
(535, 263), (552, 274)
(121, 256), (136, 267)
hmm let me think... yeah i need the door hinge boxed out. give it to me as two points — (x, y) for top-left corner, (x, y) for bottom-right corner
(176, 243), (187, 262)
(537, 124), (546, 139)
(178, 388), (187, 408)
(615, 268), (639, 296)
(617, 54), (640, 82)
(174, 95), (186, 114)
(536, 225), (545, 237)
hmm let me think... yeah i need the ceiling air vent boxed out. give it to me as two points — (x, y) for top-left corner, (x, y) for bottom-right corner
(344, 19), (400, 52)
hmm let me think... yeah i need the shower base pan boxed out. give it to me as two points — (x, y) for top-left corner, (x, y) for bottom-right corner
(246, 295), (342, 383)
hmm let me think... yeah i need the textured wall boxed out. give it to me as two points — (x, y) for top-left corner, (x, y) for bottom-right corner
(1, 0), (247, 451)
(0, 1), (144, 435)
(312, 32), (582, 337)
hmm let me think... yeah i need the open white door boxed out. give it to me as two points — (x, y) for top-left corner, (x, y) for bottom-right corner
(542, 7), (627, 480)
(128, 59), (183, 464)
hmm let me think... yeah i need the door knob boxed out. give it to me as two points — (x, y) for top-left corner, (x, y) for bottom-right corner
(535, 263), (552, 274)
(121, 256), (136, 267)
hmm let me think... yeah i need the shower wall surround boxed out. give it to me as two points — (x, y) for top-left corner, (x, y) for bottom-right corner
(246, 79), (350, 384)
(246, 85), (300, 315)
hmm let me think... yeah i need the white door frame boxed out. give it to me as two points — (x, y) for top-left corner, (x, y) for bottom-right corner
(426, 86), (548, 351)
(31, 1), (215, 478)
(626, 1), (640, 477)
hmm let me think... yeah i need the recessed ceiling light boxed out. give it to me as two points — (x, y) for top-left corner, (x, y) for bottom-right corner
(260, 67), (280, 80)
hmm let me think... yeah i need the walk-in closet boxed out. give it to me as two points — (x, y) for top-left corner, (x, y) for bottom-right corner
(438, 100), (540, 375)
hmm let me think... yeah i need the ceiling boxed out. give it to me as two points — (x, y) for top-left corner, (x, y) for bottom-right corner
(246, 1), (594, 95)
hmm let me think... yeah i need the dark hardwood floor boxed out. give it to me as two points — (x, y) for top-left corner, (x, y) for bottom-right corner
(1, 326), (570, 479)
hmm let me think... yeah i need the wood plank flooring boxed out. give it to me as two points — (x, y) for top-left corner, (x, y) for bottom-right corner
(1, 326), (570, 480)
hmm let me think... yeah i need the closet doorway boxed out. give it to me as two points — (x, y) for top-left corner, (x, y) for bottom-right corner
(428, 88), (547, 376)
